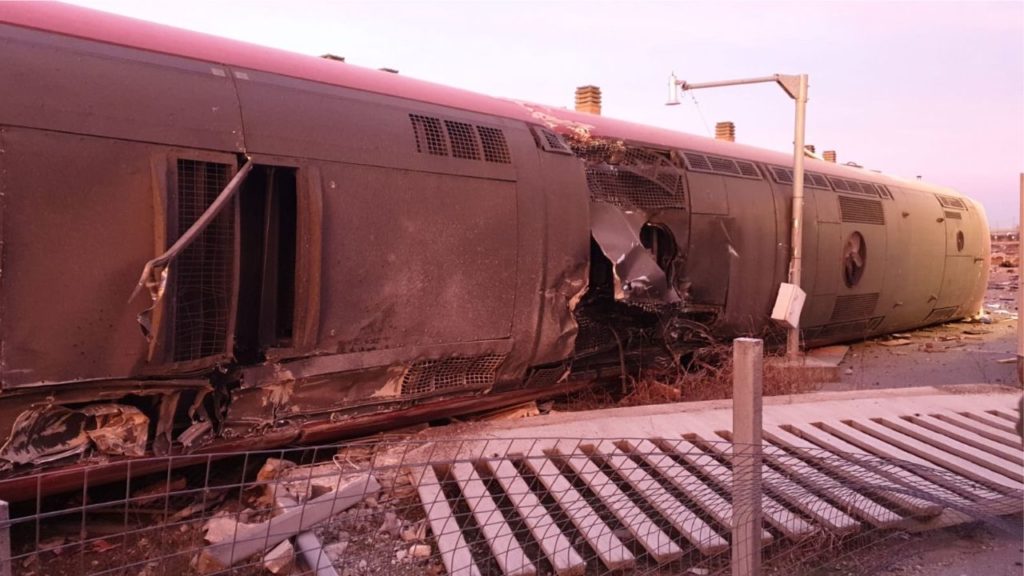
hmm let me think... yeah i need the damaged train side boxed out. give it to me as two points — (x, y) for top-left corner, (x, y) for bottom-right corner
(0, 3), (989, 487)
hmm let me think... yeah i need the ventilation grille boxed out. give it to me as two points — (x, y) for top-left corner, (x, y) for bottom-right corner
(768, 166), (831, 189)
(400, 354), (506, 397)
(478, 126), (512, 163)
(944, 210), (962, 220)
(585, 165), (685, 210)
(936, 194), (967, 210)
(172, 160), (234, 362)
(410, 114), (448, 156)
(829, 177), (893, 199)
(839, 196), (886, 225)
(803, 316), (884, 342)
(524, 365), (568, 389)
(531, 127), (573, 155)
(410, 114), (512, 163)
(924, 306), (960, 324)
(830, 293), (880, 323)
(444, 120), (480, 160)
(682, 151), (762, 180)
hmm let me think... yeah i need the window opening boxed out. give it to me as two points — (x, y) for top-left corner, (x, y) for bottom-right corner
(640, 223), (677, 273)
(235, 166), (298, 363)
(842, 231), (867, 288)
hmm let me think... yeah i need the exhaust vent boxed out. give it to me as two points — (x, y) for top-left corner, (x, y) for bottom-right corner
(803, 316), (884, 341)
(400, 354), (506, 397)
(839, 196), (885, 225)
(444, 120), (481, 160)
(409, 114), (512, 163)
(936, 194), (967, 210)
(924, 306), (960, 324)
(769, 166), (831, 190)
(830, 293), (880, 323)
(682, 151), (762, 180)
(410, 114), (448, 156)
(478, 126), (512, 163)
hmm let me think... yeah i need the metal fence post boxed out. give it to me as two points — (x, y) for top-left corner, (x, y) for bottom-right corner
(0, 499), (11, 576)
(732, 338), (763, 576)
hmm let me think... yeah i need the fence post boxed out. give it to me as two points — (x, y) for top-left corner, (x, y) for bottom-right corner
(732, 338), (763, 576)
(0, 499), (11, 576)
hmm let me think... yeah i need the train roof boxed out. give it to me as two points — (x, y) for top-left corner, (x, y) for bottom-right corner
(0, 2), (964, 199)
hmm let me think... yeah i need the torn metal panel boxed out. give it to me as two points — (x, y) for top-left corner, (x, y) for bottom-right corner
(0, 402), (152, 469)
(81, 404), (149, 457)
(153, 391), (181, 456)
(0, 406), (90, 469)
(590, 202), (680, 305)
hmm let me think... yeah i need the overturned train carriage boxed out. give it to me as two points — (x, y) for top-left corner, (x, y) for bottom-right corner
(0, 3), (990, 485)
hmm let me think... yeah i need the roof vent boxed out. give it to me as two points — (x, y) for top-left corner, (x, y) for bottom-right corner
(575, 85), (602, 115)
(715, 121), (735, 142)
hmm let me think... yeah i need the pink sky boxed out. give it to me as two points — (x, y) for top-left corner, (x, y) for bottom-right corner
(63, 0), (1024, 228)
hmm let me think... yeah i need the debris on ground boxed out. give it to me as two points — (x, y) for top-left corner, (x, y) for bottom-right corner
(476, 400), (541, 421)
(197, 460), (380, 574)
(262, 539), (295, 574)
(879, 338), (914, 347)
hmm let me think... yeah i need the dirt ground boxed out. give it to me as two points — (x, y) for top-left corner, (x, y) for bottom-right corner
(823, 260), (1019, 393)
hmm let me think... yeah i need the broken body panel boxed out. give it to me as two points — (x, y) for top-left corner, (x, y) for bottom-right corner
(0, 3), (990, 489)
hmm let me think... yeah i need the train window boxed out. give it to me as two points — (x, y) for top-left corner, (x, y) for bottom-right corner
(842, 231), (867, 288)
(956, 230), (965, 252)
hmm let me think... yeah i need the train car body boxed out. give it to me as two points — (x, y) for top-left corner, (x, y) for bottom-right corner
(0, 3), (990, 481)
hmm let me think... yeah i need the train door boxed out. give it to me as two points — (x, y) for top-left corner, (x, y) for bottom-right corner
(933, 196), (975, 317)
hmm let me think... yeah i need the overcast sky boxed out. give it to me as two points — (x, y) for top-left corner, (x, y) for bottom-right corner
(64, 0), (1024, 229)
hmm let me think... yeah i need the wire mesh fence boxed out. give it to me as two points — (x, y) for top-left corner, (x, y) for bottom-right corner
(1, 433), (1020, 576)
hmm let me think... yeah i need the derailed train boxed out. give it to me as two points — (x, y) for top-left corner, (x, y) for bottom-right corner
(0, 3), (990, 484)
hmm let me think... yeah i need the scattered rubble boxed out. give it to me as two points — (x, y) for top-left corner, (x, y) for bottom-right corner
(263, 539), (295, 574)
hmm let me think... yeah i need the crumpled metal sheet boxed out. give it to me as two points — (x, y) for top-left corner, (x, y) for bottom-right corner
(0, 403), (150, 468)
(590, 202), (681, 305)
(0, 406), (90, 467)
(81, 404), (149, 457)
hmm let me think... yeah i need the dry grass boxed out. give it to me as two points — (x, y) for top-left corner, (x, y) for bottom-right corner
(558, 342), (821, 411)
